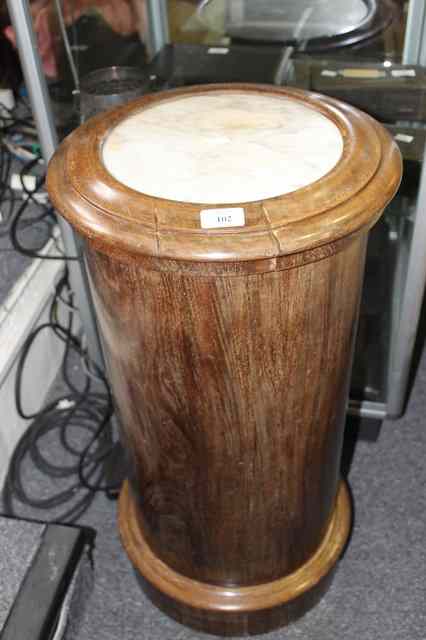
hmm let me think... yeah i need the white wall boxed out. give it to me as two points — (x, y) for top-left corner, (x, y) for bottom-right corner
(0, 242), (65, 488)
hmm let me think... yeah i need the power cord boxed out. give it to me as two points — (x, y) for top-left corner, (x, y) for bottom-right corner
(0, 111), (78, 259)
(2, 269), (121, 524)
(8, 157), (77, 260)
(2, 94), (120, 523)
(1, 98), (54, 251)
(0, 140), (15, 236)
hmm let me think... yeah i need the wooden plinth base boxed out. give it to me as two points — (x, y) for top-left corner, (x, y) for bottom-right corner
(118, 481), (351, 636)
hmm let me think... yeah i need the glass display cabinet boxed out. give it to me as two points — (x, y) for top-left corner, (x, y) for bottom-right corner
(8, 0), (426, 420)
(141, 0), (426, 420)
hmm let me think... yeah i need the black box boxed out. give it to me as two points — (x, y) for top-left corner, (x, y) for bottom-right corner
(148, 43), (285, 88)
(0, 516), (94, 640)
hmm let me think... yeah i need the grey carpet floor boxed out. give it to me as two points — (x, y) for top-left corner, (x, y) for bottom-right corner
(72, 359), (425, 639)
(0, 518), (46, 630)
(3, 353), (425, 639)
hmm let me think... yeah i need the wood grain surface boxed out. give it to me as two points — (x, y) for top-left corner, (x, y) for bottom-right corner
(86, 232), (365, 588)
(119, 479), (351, 636)
(46, 84), (402, 635)
(46, 84), (401, 264)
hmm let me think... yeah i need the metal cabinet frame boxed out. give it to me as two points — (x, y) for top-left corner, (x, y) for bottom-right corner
(9, 0), (426, 419)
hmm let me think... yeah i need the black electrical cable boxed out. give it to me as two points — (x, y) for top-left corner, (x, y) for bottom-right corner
(1, 99), (77, 260)
(2, 269), (120, 523)
(8, 158), (74, 260)
(0, 99), (35, 132)
(2, 98), (120, 521)
(8, 180), (78, 261)
(0, 142), (15, 236)
(0, 144), (51, 244)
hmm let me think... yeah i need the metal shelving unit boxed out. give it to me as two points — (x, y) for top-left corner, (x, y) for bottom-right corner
(9, 0), (426, 419)
(6, 0), (105, 371)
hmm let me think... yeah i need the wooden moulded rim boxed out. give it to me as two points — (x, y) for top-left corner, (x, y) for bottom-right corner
(118, 480), (352, 613)
(47, 84), (402, 264)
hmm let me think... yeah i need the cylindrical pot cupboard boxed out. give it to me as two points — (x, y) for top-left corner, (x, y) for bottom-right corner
(47, 84), (401, 636)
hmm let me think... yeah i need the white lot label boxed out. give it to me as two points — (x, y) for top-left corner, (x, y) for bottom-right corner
(207, 47), (229, 55)
(340, 68), (386, 78)
(395, 133), (414, 144)
(392, 69), (416, 78)
(200, 208), (245, 229)
(321, 70), (337, 77)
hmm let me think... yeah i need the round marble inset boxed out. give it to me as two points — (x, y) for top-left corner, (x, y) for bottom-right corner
(102, 92), (344, 204)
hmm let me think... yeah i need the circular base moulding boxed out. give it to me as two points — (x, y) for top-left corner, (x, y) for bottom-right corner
(118, 480), (352, 636)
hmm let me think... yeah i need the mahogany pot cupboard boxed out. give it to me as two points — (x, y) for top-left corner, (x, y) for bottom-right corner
(47, 84), (401, 636)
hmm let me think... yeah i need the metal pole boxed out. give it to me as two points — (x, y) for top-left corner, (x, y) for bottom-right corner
(144, 0), (170, 60)
(387, 152), (426, 418)
(383, 0), (426, 416)
(7, 0), (105, 371)
(402, 0), (426, 64)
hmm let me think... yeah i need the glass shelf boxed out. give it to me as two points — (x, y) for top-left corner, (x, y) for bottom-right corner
(150, 0), (425, 419)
